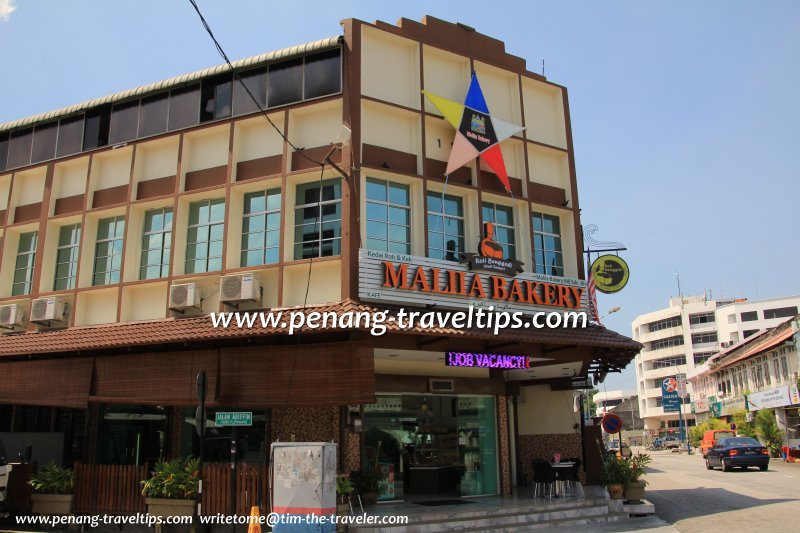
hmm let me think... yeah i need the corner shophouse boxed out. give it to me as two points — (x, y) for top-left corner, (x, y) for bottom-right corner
(0, 16), (639, 509)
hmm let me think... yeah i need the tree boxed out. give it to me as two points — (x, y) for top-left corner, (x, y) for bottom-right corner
(689, 418), (728, 448)
(754, 408), (784, 457)
(587, 388), (599, 416)
(730, 411), (756, 438)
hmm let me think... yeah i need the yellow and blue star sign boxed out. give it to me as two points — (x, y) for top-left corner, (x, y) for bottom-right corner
(423, 73), (525, 193)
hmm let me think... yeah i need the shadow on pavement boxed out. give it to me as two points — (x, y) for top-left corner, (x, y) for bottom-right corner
(647, 487), (797, 524)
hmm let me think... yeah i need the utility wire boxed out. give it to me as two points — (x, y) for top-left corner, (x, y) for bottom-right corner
(187, 0), (325, 168)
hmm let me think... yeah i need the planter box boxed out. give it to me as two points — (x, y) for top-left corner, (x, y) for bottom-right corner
(607, 484), (624, 499)
(31, 494), (73, 515)
(146, 497), (195, 518)
(624, 480), (646, 503)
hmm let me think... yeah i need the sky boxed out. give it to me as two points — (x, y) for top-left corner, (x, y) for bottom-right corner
(1, 1), (799, 390)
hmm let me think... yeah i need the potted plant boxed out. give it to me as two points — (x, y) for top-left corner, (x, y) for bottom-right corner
(623, 453), (652, 503)
(600, 455), (627, 499)
(356, 467), (387, 506)
(140, 457), (199, 518)
(28, 463), (75, 515)
(336, 475), (354, 514)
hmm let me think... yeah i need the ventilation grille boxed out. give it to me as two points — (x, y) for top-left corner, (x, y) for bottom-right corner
(221, 275), (243, 300)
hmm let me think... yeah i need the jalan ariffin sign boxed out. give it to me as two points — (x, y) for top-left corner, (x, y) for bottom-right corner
(381, 261), (584, 309)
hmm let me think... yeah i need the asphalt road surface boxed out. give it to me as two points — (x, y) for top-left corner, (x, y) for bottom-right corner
(643, 447), (800, 532)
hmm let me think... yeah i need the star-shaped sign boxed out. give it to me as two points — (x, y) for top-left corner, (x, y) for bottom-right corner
(424, 72), (525, 193)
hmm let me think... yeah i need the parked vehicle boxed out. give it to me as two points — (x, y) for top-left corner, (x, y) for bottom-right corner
(607, 440), (632, 458)
(700, 429), (736, 458)
(705, 437), (769, 472)
(662, 436), (681, 449)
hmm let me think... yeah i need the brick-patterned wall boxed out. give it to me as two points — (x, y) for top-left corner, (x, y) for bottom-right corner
(342, 426), (361, 475)
(498, 396), (512, 496)
(271, 406), (338, 443)
(517, 433), (582, 485)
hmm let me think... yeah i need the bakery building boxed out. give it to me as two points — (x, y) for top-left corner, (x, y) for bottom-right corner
(0, 15), (639, 507)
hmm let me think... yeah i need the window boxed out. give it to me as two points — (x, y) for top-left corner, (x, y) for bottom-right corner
(56, 115), (84, 158)
(781, 356), (789, 381)
(366, 178), (411, 254)
(138, 93), (169, 137)
(7, 128), (33, 169)
(54, 224), (81, 290)
(12, 232), (38, 296)
(294, 179), (342, 259)
(168, 85), (200, 131)
(743, 329), (759, 339)
(304, 49), (341, 99)
(740, 311), (758, 322)
(763, 306), (798, 320)
(481, 202), (515, 259)
(233, 67), (267, 116)
(31, 122), (58, 164)
(427, 192), (464, 261)
(93, 216), (125, 286)
(694, 352), (716, 365)
(0, 131), (8, 171)
(651, 336), (684, 351)
(83, 106), (111, 151)
(689, 312), (715, 325)
(691, 332), (717, 346)
(268, 58), (303, 108)
(109, 100), (140, 145)
(532, 212), (564, 276)
(241, 189), (281, 266)
(727, 314), (736, 324)
(140, 208), (173, 280)
(186, 199), (225, 274)
(200, 75), (233, 122)
(652, 356), (687, 369)
(647, 316), (682, 332)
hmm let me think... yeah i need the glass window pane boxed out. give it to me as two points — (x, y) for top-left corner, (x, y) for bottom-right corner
(201, 75), (233, 122)
(388, 182), (409, 205)
(265, 247), (279, 264)
(268, 58), (303, 107)
(388, 206), (408, 225)
(266, 213), (280, 230)
(168, 84), (200, 131)
(209, 241), (223, 258)
(209, 224), (224, 242)
(83, 106), (111, 150)
(266, 190), (281, 210)
(233, 67), (267, 116)
(443, 195), (461, 216)
(366, 238), (387, 252)
(482, 204), (494, 223)
(7, 128), (33, 169)
(388, 241), (409, 254)
(366, 178), (386, 202)
(210, 199), (225, 222)
(244, 249), (263, 267)
(426, 193), (442, 213)
(366, 221), (387, 240)
(114, 218), (126, 238)
(97, 219), (113, 240)
(366, 202), (387, 222)
(244, 192), (266, 214)
(163, 209), (173, 229)
(109, 100), (139, 144)
(321, 181), (341, 201)
(304, 49), (341, 99)
(388, 225), (409, 244)
(0, 132), (9, 171)
(56, 115), (85, 158)
(138, 93), (169, 137)
(244, 232), (263, 249)
(265, 230), (279, 247)
(532, 214), (543, 232)
(207, 257), (222, 272)
(31, 122), (58, 163)
(495, 206), (512, 225)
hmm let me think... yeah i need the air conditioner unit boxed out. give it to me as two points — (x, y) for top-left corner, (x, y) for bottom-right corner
(219, 273), (261, 305)
(720, 341), (731, 348)
(0, 303), (28, 329)
(30, 297), (67, 324)
(169, 283), (201, 312)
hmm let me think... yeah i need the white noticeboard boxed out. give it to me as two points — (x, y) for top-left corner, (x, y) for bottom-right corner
(271, 442), (337, 533)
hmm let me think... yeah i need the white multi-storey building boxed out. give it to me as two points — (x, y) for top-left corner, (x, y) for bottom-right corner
(633, 295), (800, 436)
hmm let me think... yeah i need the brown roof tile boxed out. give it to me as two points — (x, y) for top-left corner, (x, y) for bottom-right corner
(0, 299), (641, 357)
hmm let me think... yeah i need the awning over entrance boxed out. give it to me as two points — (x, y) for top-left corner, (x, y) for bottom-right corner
(0, 357), (93, 408)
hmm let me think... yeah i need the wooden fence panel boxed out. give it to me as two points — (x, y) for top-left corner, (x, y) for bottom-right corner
(73, 463), (148, 514)
(201, 463), (269, 516)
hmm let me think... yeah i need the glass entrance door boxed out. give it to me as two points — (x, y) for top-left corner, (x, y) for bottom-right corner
(363, 394), (498, 499)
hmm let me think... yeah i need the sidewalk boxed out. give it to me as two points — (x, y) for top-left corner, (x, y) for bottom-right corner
(552, 515), (678, 532)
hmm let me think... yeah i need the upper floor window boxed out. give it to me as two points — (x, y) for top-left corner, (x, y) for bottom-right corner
(366, 178), (411, 254)
(651, 335), (684, 351)
(242, 189), (281, 267)
(764, 306), (798, 320)
(12, 232), (38, 296)
(481, 202), (515, 260)
(427, 192), (464, 261)
(93, 216), (125, 286)
(54, 224), (81, 290)
(532, 212), (563, 276)
(294, 179), (341, 259)
(740, 311), (758, 322)
(186, 199), (225, 274)
(647, 316), (682, 332)
(691, 332), (718, 346)
(140, 208), (173, 280)
(689, 312), (715, 325)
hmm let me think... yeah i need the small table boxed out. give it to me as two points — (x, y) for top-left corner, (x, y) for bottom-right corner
(550, 462), (576, 497)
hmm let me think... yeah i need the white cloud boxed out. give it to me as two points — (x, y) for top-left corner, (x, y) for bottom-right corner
(0, 0), (17, 22)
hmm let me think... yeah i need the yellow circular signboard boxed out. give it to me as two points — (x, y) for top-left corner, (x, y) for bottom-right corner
(591, 254), (629, 294)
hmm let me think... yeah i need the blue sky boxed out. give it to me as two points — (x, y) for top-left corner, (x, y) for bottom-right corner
(2, 1), (799, 390)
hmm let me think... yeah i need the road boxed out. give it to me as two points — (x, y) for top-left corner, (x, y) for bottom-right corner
(643, 447), (800, 532)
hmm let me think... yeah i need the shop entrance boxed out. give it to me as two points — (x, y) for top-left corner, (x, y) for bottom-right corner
(363, 395), (498, 500)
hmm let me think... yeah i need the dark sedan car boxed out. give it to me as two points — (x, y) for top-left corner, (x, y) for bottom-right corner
(705, 437), (769, 472)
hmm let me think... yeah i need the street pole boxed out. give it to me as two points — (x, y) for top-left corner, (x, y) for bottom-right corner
(669, 363), (691, 455)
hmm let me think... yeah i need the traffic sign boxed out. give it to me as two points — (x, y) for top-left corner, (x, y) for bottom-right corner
(602, 413), (623, 434)
(215, 412), (253, 426)
(648, 429), (656, 436)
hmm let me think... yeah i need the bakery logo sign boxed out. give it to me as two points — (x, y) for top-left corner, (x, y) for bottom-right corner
(461, 222), (525, 277)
